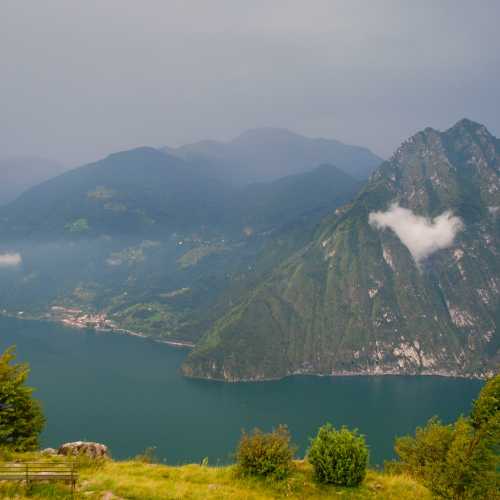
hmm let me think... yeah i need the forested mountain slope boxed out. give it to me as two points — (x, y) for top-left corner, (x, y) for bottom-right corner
(183, 119), (500, 380)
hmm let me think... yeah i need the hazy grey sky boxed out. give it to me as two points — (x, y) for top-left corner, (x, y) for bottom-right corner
(2, 0), (499, 166)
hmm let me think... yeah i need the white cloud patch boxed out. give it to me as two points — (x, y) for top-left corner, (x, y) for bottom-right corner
(0, 253), (22, 267)
(369, 203), (464, 264)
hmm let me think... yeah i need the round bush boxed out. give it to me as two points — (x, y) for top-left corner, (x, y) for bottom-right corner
(307, 423), (368, 486)
(235, 425), (295, 479)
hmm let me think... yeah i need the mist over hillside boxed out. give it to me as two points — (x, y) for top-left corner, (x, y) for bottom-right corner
(0, 146), (360, 343)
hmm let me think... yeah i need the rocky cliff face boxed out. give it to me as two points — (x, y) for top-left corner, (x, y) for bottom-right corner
(182, 119), (500, 381)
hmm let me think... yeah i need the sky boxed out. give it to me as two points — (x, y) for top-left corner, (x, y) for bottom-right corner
(1, 0), (499, 167)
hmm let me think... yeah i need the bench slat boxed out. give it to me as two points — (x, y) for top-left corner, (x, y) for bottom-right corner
(0, 465), (72, 470)
(0, 475), (75, 479)
(18, 465), (73, 467)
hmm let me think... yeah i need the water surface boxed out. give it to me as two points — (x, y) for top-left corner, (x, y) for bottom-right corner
(0, 316), (483, 465)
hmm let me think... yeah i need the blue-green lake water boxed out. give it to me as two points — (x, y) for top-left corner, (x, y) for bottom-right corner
(0, 316), (483, 465)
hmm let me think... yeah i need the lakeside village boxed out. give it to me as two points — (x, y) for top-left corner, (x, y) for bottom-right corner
(0, 306), (113, 330)
(49, 306), (116, 331)
(1, 306), (195, 348)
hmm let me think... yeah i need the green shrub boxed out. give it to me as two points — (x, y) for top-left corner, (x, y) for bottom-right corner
(307, 423), (368, 486)
(392, 373), (500, 499)
(235, 425), (295, 479)
(394, 417), (454, 477)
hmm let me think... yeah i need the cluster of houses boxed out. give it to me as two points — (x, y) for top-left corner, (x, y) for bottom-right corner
(50, 306), (116, 331)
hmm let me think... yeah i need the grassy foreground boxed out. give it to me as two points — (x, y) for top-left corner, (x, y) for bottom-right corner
(0, 453), (430, 500)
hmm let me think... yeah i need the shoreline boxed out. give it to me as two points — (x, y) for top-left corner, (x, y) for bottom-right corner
(182, 363), (491, 383)
(183, 368), (488, 383)
(1, 312), (491, 382)
(107, 325), (195, 348)
(0, 311), (195, 349)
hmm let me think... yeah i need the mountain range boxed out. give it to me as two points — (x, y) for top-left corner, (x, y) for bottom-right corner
(1, 119), (498, 382)
(1, 128), (379, 208)
(0, 148), (359, 242)
(164, 127), (382, 184)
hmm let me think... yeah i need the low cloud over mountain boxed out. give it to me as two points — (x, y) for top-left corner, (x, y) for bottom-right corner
(369, 203), (464, 265)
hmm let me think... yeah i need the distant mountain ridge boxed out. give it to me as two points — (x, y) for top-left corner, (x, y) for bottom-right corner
(164, 127), (382, 184)
(182, 119), (500, 381)
(0, 147), (233, 241)
(0, 146), (360, 343)
(0, 148), (360, 242)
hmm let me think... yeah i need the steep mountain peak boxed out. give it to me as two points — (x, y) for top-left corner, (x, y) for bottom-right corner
(447, 118), (492, 136)
(384, 119), (496, 175)
(385, 127), (439, 166)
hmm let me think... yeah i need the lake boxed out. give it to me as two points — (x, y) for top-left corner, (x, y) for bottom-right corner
(0, 316), (483, 466)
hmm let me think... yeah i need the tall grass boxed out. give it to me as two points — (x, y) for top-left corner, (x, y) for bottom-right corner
(0, 453), (432, 499)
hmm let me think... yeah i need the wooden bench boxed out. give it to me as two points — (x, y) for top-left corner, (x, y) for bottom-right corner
(0, 461), (78, 492)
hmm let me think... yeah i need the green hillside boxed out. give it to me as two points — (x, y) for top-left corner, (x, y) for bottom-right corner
(0, 453), (430, 500)
(0, 152), (359, 343)
(183, 119), (500, 380)
(0, 147), (233, 241)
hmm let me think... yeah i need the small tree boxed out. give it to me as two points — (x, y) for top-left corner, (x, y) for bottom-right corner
(393, 374), (500, 499)
(393, 416), (454, 488)
(470, 373), (500, 434)
(0, 346), (45, 451)
(235, 425), (295, 479)
(307, 423), (368, 486)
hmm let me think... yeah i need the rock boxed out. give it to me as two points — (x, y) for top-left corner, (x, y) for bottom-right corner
(58, 441), (110, 459)
(41, 447), (57, 455)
